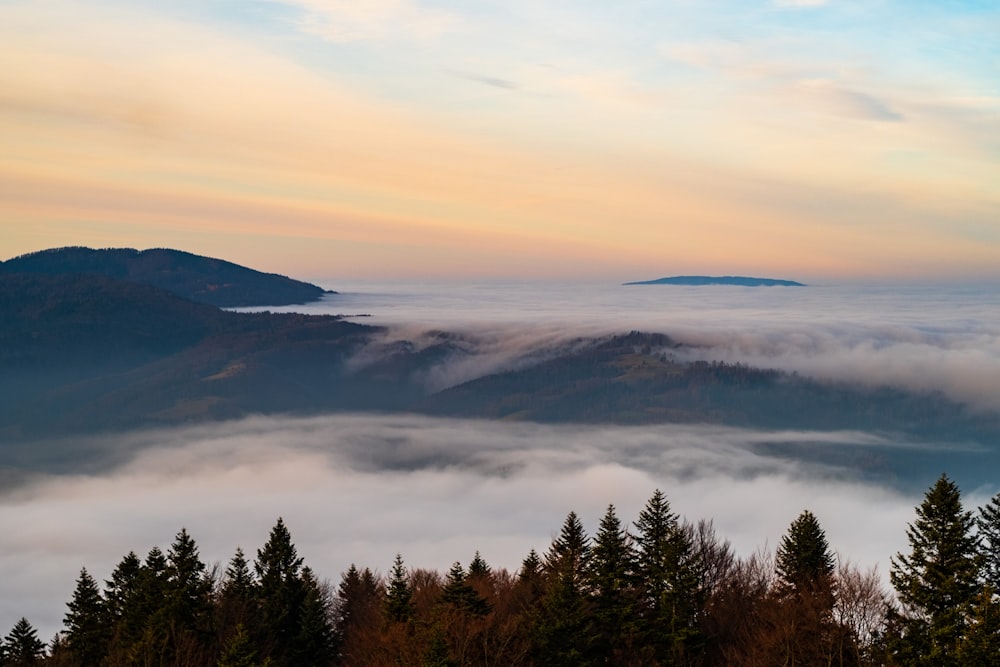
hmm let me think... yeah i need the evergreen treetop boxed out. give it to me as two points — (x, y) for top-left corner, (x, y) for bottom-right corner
(775, 509), (836, 591)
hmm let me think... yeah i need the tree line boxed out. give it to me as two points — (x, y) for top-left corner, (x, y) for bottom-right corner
(3, 474), (1000, 666)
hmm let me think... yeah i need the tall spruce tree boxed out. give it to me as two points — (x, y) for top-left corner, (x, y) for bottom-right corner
(164, 527), (214, 660)
(772, 510), (844, 666)
(535, 511), (593, 666)
(890, 474), (982, 666)
(255, 518), (306, 666)
(104, 551), (142, 624)
(385, 554), (414, 623)
(2, 618), (46, 666)
(63, 567), (109, 666)
(588, 504), (637, 663)
(633, 489), (702, 664)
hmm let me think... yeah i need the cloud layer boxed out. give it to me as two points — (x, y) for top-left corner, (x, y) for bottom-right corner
(292, 280), (1000, 413)
(4, 413), (993, 642)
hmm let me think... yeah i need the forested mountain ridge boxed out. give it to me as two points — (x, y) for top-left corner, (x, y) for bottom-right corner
(418, 331), (998, 438)
(0, 246), (332, 307)
(0, 273), (380, 441)
(7, 478), (1000, 666)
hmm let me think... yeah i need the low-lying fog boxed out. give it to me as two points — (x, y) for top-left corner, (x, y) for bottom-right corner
(259, 280), (1000, 410)
(3, 414), (996, 641)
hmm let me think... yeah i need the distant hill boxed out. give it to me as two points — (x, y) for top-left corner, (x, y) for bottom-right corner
(625, 276), (805, 287)
(0, 246), (333, 307)
(0, 273), (399, 442)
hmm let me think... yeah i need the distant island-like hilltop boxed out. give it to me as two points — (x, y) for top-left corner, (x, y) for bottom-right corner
(624, 275), (806, 287)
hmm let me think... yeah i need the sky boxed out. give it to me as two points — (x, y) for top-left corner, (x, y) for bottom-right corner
(1, 0), (999, 280)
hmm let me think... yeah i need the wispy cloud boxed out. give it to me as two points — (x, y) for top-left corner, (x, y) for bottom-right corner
(450, 71), (519, 90)
(271, 0), (459, 43)
(793, 79), (903, 122)
(773, 0), (829, 7)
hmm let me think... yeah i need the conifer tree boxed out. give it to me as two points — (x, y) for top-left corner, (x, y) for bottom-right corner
(588, 504), (637, 662)
(2, 618), (46, 666)
(219, 547), (259, 633)
(335, 565), (382, 664)
(775, 509), (836, 593)
(535, 511), (593, 666)
(544, 511), (590, 591)
(633, 489), (702, 664)
(385, 554), (414, 623)
(164, 527), (214, 659)
(956, 586), (1000, 665)
(520, 549), (541, 578)
(890, 474), (982, 666)
(104, 551), (142, 623)
(514, 549), (546, 620)
(63, 567), (109, 666)
(255, 518), (306, 666)
(124, 546), (171, 664)
(977, 492), (1000, 591)
(166, 528), (212, 619)
(772, 510), (844, 666)
(468, 551), (491, 579)
(441, 562), (490, 616)
(291, 567), (337, 666)
(224, 547), (257, 598)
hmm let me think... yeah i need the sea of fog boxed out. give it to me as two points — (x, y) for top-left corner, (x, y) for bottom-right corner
(267, 279), (1000, 410)
(4, 279), (999, 640)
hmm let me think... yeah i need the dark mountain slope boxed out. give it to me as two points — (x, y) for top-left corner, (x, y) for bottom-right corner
(0, 246), (331, 307)
(0, 274), (392, 440)
(417, 331), (998, 440)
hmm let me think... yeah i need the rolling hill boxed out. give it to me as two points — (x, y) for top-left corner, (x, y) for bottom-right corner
(0, 246), (332, 307)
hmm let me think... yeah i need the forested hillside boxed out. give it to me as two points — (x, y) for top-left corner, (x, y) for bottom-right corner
(4, 477), (999, 666)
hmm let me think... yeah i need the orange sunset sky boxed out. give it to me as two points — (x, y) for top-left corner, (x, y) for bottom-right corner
(2, 0), (998, 281)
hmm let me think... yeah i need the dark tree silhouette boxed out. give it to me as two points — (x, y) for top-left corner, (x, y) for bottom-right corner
(385, 554), (414, 623)
(255, 518), (306, 666)
(588, 504), (638, 662)
(534, 511), (592, 666)
(2, 618), (46, 666)
(775, 509), (836, 592)
(633, 489), (702, 664)
(890, 474), (982, 666)
(62, 567), (109, 666)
